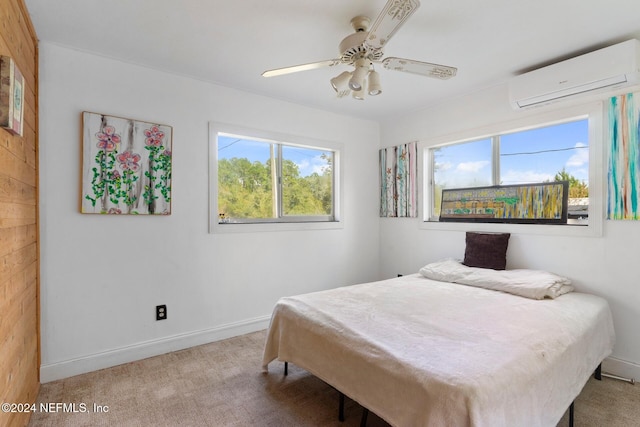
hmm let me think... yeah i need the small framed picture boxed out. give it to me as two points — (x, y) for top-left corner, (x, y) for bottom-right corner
(0, 56), (25, 136)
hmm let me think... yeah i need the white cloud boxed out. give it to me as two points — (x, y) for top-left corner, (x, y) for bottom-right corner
(436, 161), (492, 188)
(296, 159), (310, 171)
(501, 169), (554, 185)
(296, 155), (329, 176)
(310, 164), (326, 174)
(435, 161), (453, 171)
(457, 161), (489, 173)
(566, 142), (588, 167)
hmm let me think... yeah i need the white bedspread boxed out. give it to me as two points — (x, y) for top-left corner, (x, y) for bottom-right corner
(262, 274), (615, 427)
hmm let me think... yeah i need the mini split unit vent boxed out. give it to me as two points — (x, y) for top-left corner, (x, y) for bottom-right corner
(509, 39), (640, 109)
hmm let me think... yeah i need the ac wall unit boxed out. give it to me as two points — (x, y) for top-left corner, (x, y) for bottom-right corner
(509, 39), (640, 109)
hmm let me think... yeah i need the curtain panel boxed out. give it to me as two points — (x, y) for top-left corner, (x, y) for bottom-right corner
(379, 141), (417, 217)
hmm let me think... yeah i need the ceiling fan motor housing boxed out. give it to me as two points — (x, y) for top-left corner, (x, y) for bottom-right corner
(339, 31), (383, 65)
(338, 16), (383, 65)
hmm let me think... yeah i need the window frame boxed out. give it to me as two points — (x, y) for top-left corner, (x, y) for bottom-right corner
(420, 102), (604, 237)
(209, 122), (343, 233)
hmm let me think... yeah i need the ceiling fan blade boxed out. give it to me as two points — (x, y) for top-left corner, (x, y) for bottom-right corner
(262, 59), (341, 77)
(382, 57), (457, 79)
(365, 0), (421, 50)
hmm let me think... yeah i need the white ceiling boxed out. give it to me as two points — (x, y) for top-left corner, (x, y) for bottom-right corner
(24, 0), (640, 121)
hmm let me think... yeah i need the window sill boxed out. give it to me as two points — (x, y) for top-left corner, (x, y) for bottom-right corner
(418, 218), (601, 237)
(210, 220), (344, 234)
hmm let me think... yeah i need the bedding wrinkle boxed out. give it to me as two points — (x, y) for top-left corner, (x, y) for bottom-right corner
(262, 274), (614, 427)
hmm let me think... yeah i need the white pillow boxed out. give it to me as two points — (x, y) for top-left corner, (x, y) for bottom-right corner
(420, 259), (574, 300)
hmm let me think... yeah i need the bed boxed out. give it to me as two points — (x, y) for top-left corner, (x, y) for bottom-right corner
(262, 259), (615, 427)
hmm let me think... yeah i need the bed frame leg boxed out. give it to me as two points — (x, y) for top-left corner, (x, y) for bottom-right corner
(284, 361), (288, 376)
(360, 407), (369, 427)
(569, 401), (574, 427)
(595, 363), (602, 380)
(338, 392), (345, 422)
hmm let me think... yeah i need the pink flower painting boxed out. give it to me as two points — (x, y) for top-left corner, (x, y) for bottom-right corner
(95, 126), (121, 152)
(144, 126), (165, 147)
(82, 112), (172, 215)
(117, 151), (141, 172)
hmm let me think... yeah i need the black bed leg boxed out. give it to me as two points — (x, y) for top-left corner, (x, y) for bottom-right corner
(360, 407), (369, 427)
(595, 363), (602, 380)
(569, 401), (574, 427)
(284, 361), (288, 376)
(338, 392), (345, 422)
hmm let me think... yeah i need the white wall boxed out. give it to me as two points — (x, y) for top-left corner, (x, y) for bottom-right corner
(379, 83), (640, 380)
(38, 43), (381, 381)
(40, 41), (640, 383)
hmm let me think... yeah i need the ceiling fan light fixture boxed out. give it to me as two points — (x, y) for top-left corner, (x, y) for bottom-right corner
(330, 71), (352, 98)
(352, 85), (366, 100)
(368, 70), (382, 96)
(349, 58), (370, 91)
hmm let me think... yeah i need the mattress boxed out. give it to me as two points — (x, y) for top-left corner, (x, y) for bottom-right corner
(262, 273), (615, 427)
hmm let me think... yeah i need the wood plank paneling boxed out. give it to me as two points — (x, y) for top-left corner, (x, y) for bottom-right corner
(0, 174), (37, 205)
(0, 144), (36, 187)
(0, 0), (38, 426)
(0, 224), (37, 258)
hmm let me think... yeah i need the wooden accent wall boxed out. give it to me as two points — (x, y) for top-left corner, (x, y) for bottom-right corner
(0, 0), (38, 426)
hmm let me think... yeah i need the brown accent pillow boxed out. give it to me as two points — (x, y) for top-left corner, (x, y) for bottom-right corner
(463, 232), (510, 270)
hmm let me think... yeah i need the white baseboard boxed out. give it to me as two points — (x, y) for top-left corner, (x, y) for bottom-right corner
(602, 356), (639, 382)
(40, 315), (271, 383)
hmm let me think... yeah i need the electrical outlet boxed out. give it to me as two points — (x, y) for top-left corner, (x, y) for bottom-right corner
(156, 304), (167, 321)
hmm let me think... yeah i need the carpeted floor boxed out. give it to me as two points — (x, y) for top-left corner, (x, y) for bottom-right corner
(28, 330), (638, 427)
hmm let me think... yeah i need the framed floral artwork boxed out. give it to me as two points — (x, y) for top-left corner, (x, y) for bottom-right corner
(0, 56), (25, 136)
(81, 112), (173, 215)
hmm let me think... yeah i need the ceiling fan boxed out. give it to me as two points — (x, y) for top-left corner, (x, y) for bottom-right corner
(261, 0), (457, 100)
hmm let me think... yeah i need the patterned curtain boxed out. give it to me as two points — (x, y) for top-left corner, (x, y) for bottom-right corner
(379, 141), (417, 217)
(607, 92), (640, 220)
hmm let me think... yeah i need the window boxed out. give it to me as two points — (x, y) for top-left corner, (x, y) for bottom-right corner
(210, 123), (340, 230)
(429, 118), (590, 224)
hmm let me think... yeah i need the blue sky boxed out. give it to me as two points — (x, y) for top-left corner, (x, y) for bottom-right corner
(219, 119), (588, 186)
(217, 135), (330, 177)
(434, 119), (589, 188)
